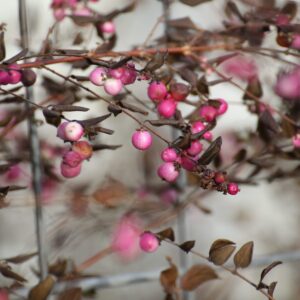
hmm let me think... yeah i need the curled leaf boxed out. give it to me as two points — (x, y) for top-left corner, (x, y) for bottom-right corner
(209, 239), (236, 266)
(198, 137), (222, 165)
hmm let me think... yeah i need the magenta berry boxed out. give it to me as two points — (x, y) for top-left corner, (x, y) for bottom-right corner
(104, 78), (123, 96)
(204, 131), (213, 141)
(191, 121), (205, 134)
(180, 156), (197, 171)
(199, 105), (218, 122)
(64, 122), (84, 142)
(0, 71), (11, 85)
(72, 141), (93, 159)
(8, 65), (22, 84)
(275, 70), (300, 99)
(60, 162), (82, 178)
(120, 65), (137, 85)
(63, 151), (83, 167)
(216, 98), (228, 115)
(292, 134), (300, 148)
(139, 232), (159, 253)
(57, 122), (68, 140)
(170, 82), (189, 101)
(131, 130), (152, 150)
(227, 182), (239, 195)
(89, 67), (107, 86)
(157, 99), (177, 118)
(109, 67), (125, 79)
(161, 147), (178, 162)
(100, 21), (116, 34)
(187, 140), (203, 156)
(214, 172), (226, 184)
(147, 81), (167, 102)
(157, 162), (179, 182)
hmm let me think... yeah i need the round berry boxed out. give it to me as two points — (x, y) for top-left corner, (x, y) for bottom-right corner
(170, 82), (189, 101)
(63, 151), (83, 167)
(89, 67), (107, 86)
(227, 182), (239, 195)
(131, 130), (152, 150)
(214, 172), (226, 184)
(60, 162), (82, 178)
(160, 188), (178, 205)
(104, 78), (123, 96)
(180, 156), (197, 171)
(157, 162), (179, 182)
(157, 99), (177, 118)
(292, 134), (300, 148)
(139, 232), (159, 253)
(203, 131), (213, 141)
(161, 147), (178, 162)
(8, 65), (22, 84)
(109, 67), (125, 79)
(187, 140), (203, 156)
(53, 8), (65, 21)
(199, 105), (218, 122)
(21, 69), (37, 87)
(147, 81), (167, 102)
(191, 121), (205, 134)
(100, 21), (116, 34)
(72, 140), (93, 159)
(64, 122), (84, 142)
(216, 98), (228, 115)
(0, 71), (11, 85)
(120, 66), (137, 85)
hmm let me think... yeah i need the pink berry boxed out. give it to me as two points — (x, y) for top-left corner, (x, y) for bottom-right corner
(0, 289), (8, 300)
(292, 134), (300, 148)
(275, 70), (300, 99)
(89, 67), (107, 86)
(157, 99), (177, 118)
(180, 156), (197, 171)
(170, 82), (189, 101)
(131, 130), (152, 150)
(191, 121), (205, 134)
(109, 67), (125, 79)
(139, 232), (159, 253)
(203, 131), (213, 141)
(8, 65), (22, 84)
(291, 34), (300, 49)
(104, 78), (123, 96)
(187, 140), (203, 156)
(72, 140), (93, 159)
(161, 147), (178, 162)
(227, 182), (239, 195)
(160, 188), (178, 205)
(216, 98), (228, 115)
(157, 162), (179, 182)
(147, 82), (167, 102)
(60, 162), (82, 178)
(57, 122), (68, 140)
(64, 122), (84, 142)
(120, 65), (137, 85)
(5, 165), (22, 182)
(214, 172), (226, 184)
(63, 151), (83, 167)
(199, 105), (217, 122)
(0, 71), (10, 85)
(74, 7), (92, 16)
(53, 8), (65, 21)
(100, 21), (116, 34)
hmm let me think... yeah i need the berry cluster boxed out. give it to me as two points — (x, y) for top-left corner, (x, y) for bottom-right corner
(57, 121), (93, 178)
(0, 64), (36, 87)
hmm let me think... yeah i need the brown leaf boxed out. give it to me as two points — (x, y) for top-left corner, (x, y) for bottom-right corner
(209, 239), (236, 266)
(259, 261), (282, 283)
(156, 228), (175, 242)
(144, 52), (167, 72)
(0, 31), (6, 61)
(167, 17), (197, 30)
(92, 144), (122, 151)
(5, 252), (37, 264)
(179, 241), (195, 253)
(198, 137), (222, 165)
(234, 241), (254, 269)
(80, 113), (112, 127)
(28, 275), (55, 300)
(0, 265), (26, 282)
(48, 259), (67, 277)
(58, 288), (82, 300)
(243, 77), (263, 101)
(148, 120), (181, 127)
(268, 281), (277, 297)
(120, 101), (149, 115)
(233, 149), (247, 163)
(42, 108), (61, 127)
(181, 264), (218, 291)
(257, 110), (279, 143)
(179, 0), (212, 6)
(160, 260), (178, 294)
(51, 105), (89, 112)
(281, 1), (297, 20)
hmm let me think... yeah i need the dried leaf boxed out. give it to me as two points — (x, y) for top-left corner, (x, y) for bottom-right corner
(107, 103), (122, 116)
(144, 52), (167, 72)
(5, 252), (37, 264)
(179, 0), (212, 6)
(0, 265), (26, 282)
(160, 261), (178, 294)
(198, 137), (222, 165)
(42, 108), (61, 127)
(243, 77), (263, 101)
(120, 101), (149, 115)
(0, 31), (5, 61)
(179, 68), (198, 88)
(257, 110), (279, 143)
(148, 120), (181, 127)
(58, 288), (82, 300)
(234, 149), (247, 163)
(92, 144), (122, 151)
(268, 281), (277, 297)
(167, 17), (196, 29)
(181, 264), (218, 291)
(209, 239), (236, 266)
(179, 241), (195, 253)
(156, 228), (175, 242)
(234, 241), (254, 269)
(28, 275), (55, 300)
(260, 261), (282, 283)
(51, 105), (89, 112)
(80, 113), (112, 127)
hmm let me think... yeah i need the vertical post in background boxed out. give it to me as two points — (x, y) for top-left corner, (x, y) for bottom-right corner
(18, 0), (48, 280)
(161, 1), (191, 300)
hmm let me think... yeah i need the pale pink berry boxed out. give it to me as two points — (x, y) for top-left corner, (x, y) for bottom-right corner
(187, 140), (203, 156)
(104, 78), (123, 96)
(204, 131), (213, 141)
(60, 161), (82, 178)
(131, 130), (152, 150)
(147, 82), (167, 102)
(161, 147), (178, 162)
(139, 232), (159, 253)
(275, 70), (300, 99)
(292, 134), (300, 148)
(100, 21), (116, 34)
(227, 182), (239, 195)
(54, 8), (65, 21)
(64, 121), (84, 142)
(72, 140), (93, 159)
(109, 67), (125, 79)
(5, 165), (22, 182)
(157, 162), (179, 182)
(191, 121), (205, 134)
(291, 34), (300, 49)
(112, 215), (142, 260)
(63, 151), (83, 167)
(57, 122), (68, 140)
(216, 98), (228, 115)
(180, 156), (197, 171)
(157, 99), (177, 118)
(89, 67), (107, 86)
(199, 105), (217, 122)
(170, 82), (189, 101)
(160, 188), (178, 205)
